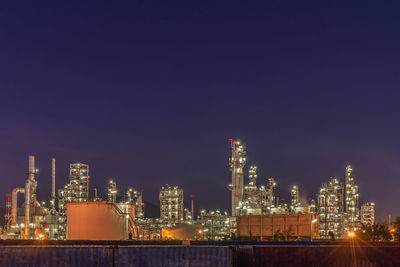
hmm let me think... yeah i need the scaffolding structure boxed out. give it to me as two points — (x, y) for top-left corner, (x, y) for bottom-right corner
(361, 202), (375, 226)
(266, 178), (277, 213)
(317, 177), (345, 239)
(228, 140), (246, 216)
(159, 185), (184, 225)
(126, 188), (144, 219)
(290, 185), (300, 213)
(237, 166), (267, 215)
(58, 163), (90, 239)
(344, 165), (360, 232)
(107, 180), (117, 203)
(198, 210), (229, 240)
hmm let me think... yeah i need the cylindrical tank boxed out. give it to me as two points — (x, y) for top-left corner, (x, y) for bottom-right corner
(66, 202), (132, 240)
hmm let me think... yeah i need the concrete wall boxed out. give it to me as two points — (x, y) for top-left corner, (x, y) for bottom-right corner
(233, 245), (400, 267)
(66, 202), (131, 240)
(0, 246), (231, 267)
(1, 242), (400, 266)
(236, 214), (319, 239)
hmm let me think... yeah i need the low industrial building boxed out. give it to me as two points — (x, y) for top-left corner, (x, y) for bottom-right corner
(236, 214), (319, 240)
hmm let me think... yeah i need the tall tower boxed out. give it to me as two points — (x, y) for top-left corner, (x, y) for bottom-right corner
(360, 202), (375, 226)
(317, 177), (345, 239)
(57, 162), (90, 239)
(126, 188), (144, 219)
(248, 166), (257, 186)
(159, 185), (184, 224)
(107, 180), (117, 203)
(229, 139), (246, 216)
(50, 158), (56, 214)
(25, 155), (38, 239)
(266, 178), (276, 211)
(290, 185), (299, 213)
(344, 165), (360, 231)
(69, 163), (90, 201)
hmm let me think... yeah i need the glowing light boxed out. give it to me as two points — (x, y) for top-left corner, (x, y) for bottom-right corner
(347, 231), (355, 237)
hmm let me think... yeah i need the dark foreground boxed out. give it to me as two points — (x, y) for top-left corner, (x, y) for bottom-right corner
(0, 240), (399, 267)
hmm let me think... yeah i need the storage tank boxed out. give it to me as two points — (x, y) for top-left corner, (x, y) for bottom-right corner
(66, 202), (135, 240)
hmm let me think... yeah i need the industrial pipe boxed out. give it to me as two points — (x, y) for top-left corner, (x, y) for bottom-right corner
(51, 158), (55, 199)
(24, 180), (30, 239)
(11, 188), (25, 224)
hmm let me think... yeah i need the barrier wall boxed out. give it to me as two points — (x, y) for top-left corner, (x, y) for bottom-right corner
(0, 246), (232, 267)
(1, 243), (400, 267)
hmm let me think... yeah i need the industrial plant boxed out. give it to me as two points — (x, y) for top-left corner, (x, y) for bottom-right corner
(0, 139), (375, 241)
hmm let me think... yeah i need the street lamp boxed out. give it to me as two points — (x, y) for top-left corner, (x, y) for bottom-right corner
(198, 229), (204, 240)
(310, 219), (318, 241)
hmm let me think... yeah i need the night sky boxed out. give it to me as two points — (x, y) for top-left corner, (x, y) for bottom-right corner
(1, 1), (400, 220)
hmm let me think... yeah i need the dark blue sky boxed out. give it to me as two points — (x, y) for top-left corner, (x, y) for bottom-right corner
(1, 1), (400, 220)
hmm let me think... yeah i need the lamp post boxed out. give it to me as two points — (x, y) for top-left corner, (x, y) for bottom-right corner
(310, 218), (318, 241)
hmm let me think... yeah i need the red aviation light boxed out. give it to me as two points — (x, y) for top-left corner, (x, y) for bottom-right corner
(190, 195), (195, 198)
(228, 139), (233, 143)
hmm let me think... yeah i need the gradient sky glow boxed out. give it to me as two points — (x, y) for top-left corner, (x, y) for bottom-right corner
(1, 0), (400, 220)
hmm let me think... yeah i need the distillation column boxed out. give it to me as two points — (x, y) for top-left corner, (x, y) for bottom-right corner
(345, 165), (359, 231)
(50, 158), (56, 213)
(24, 155), (36, 239)
(229, 140), (246, 216)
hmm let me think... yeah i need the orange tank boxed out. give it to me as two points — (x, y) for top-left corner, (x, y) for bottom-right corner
(66, 202), (135, 240)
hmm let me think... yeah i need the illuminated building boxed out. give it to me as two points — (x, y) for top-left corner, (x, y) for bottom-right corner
(126, 188), (144, 219)
(361, 202), (375, 226)
(159, 185), (184, 224)
(344, 165), (360, 232)
(198, 210), (230, 240)
(237, 166), (268, 215)
(266, 178), (277, 213)
(317, 177), (345, 239)
(290, 185), (300, 213)
(228, 139), (246, 216)
(57, 163), (90, 239)
(107, 180), (117, 203)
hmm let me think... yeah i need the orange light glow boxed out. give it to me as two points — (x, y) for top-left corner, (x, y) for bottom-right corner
(347, 231), (355, 238)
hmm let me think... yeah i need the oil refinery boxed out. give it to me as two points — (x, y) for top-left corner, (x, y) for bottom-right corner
(0, 139), (375, 241)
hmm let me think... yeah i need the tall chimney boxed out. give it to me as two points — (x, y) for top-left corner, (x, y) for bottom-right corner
(52, 158), (56, 198)
(25, 155), (35, 239)
(28, 155), (35, 180)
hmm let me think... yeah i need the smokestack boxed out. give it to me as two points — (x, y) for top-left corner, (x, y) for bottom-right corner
(28, 155), (35, 180)
(25, 155), (35, 239)
(52, 158), (55, 198)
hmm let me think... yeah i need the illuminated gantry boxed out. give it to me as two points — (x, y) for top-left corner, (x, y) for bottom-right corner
(237, 166), (268, 215)
(159, 185), (184, 225)
(317, 177), (345, 239)
(228, 139), (246, 216)
(290, 185), (300, 213)
(107, 180), (117, 203)
(344, 165), (360, 232)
